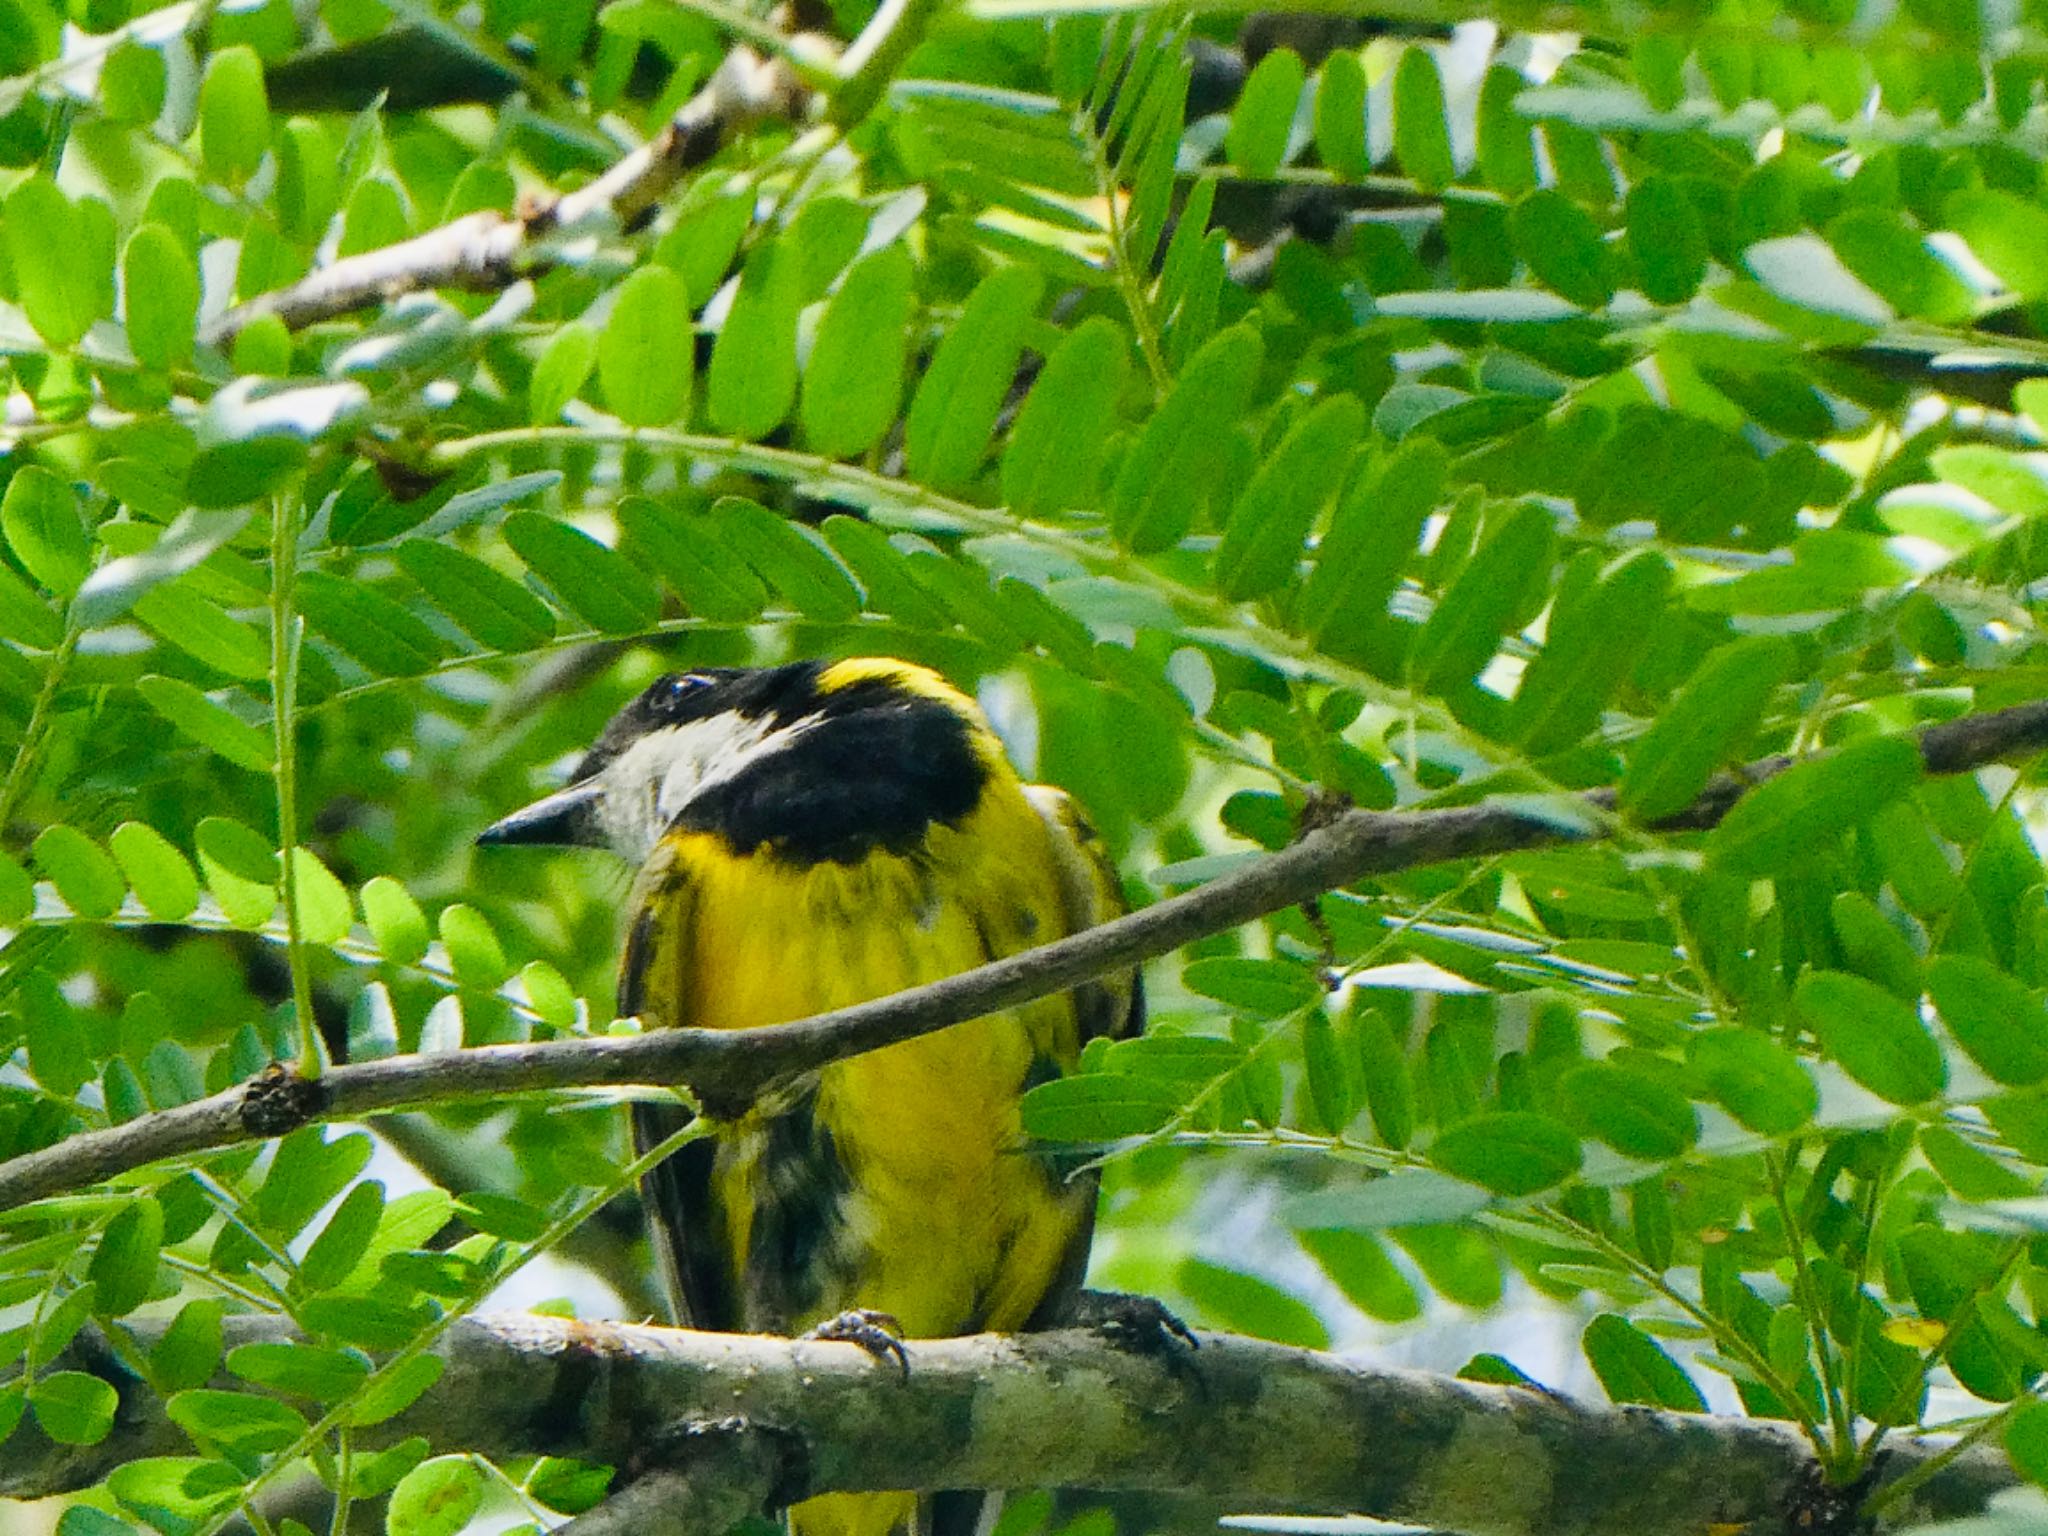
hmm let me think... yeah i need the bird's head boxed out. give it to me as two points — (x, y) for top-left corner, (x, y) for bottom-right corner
(477, 658), (993, 866)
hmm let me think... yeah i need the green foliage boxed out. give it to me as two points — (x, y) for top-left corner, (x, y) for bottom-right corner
(1, 0), (2047, 1523)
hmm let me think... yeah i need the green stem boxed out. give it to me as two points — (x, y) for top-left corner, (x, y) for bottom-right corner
(1538, 1203), (1832, 1462)
(1767, 1149), (1854, 1471)
(1860, 1394), (2032, 1521)
(329, 1431), (355, 1536)
(0, 620), (81, 841)
(269, 497), (322, 1080)
(1089, 122), (1172, 392)
(829, 0), (948, 125)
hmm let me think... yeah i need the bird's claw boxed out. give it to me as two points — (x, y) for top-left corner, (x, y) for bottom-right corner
(804, 1309), (911, 1378)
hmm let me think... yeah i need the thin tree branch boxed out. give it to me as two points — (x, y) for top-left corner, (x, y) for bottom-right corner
(1, 1316), (2016, 1535)
(200, 47), (812, 347)
(1, 697), (2044, 1214)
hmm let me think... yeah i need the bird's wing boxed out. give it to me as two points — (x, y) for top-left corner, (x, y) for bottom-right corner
(619, 845), (738, 1330)
(1022, 784), (1144, 1043)
(1019, 785), (1145, 1332)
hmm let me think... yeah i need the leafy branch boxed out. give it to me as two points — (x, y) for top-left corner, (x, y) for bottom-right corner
(5, 695), (2046, 1213)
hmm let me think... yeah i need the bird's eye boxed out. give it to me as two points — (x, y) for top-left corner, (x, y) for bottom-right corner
(659, 673), (711, 708)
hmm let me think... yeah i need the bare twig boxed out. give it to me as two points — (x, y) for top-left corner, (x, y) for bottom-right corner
(1, 698), (2044, 1213)
(2, 1316), (2016, 1536)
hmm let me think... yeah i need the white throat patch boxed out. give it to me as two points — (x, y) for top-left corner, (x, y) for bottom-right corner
(591, 710), (816, 863)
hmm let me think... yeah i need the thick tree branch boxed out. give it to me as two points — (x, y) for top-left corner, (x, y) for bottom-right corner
(0, 1316), (2014, 1535)
(1, 698), (2044, 1213)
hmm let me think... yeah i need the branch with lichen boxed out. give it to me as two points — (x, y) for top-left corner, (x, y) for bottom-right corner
(3, 1314), (2018, 1535)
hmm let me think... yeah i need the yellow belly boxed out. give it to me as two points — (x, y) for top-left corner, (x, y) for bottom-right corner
(653, 803), (1088, 1338)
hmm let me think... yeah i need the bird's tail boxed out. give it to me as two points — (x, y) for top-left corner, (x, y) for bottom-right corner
(789, 1493), (920, 1536)
(790, 1492), (998, 1536)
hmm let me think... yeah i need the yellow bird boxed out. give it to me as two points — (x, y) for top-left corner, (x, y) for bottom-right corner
(481, 656), (1146, 1536)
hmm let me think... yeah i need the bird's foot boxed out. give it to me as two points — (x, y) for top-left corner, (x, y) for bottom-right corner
(803, 1309), (910, 1378)
(1070, 1289), (1199, 1356)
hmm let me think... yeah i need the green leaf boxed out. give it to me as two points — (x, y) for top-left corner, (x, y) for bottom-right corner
(0, 561), (61, 648)
(199, 46), (270, 184)
(1314, 50), (1367, 179)
(1474, 65), (1536, 194)
(1947, 188), (2048, 300)
(1213, 393), (1364, 601)
(1182, 957), (1321, 1016)
(1177, 1257), (1327, 1348)
(526, 1459), (614, 1515)
(1000, 317), (1129, 518)
(1626, 175), (1706, 304)
(712, 498), (861, 621)
(226, 1342), (370, 1400)
(904, 264), (1043, 491)
(1019, 1073), (1185, 1140)
(2006, 1399), (2048, 1486)
(1296, 439), (1445, 653)
(617, 495), (768, 623)
(1830, 890), (1921, 1000)
(299, 1180), (386, 1292)
(600, 265), (693, 427)
(87, 1198), (163, 1318)
(1796, 969), (1946, 1105)
(386, 1455), (487, 1536)
(0, 849), (31, 924)
(195, 816), (278, 929)
(167, 1389), (308, 1455)
(1706, 736), (1923, 878)
(1111, 325), (1263, 553)
(1429, 1112), (1581, 1196)
(297, 571), (453, 677)
(708, 240), (801, 440)
(361, 876), (429, 965)
(817, 516), (953, 628)
(1556, 1062), (1698, 1161)
(132, 583), (271, 679)
(1411, 500), (1554, 694)
(1298, 1228), (1421, 1322)
(1284, 1169), (1489, 1230)
(4, 177), (111, 348)
(77, 509), (250, 628)
(1512, 189), (1613, 309)
(801, 245), (913, 459)
(152, 1300), (225, 1392)
(396, 541), (555, 653)
(123, 224), (199, 371)
(1301, 1009), (1354, 1135)
(3, 467), (90, 598)
(1392, 47), (1454, 191)
(1353, 1004), (1415, 1150)
(439, 903), (510, 989)
(1617, 636), (1795, 821)
(1510, 549), (1671, 753)
(1927, 955), (2048, 1087)
(502, 512), (660, 635)
(136, 675), (274, 773)
(344, 1353), (444, 1427)
(102, 42), (167, 123)
(1227, 48), (1305, 179)
(1582, 1314), (1706, 1411)
(34, 824), (126, 919)
(31, 1372), (119, 1445)
(255, 1128), (374, 1240)
(529, 323), (598, 425)
(290, 848), (353, 947)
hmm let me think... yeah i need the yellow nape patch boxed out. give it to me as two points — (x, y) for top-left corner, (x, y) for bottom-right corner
(817, 657), (969, 710)
(790, 1492), (919, 1536)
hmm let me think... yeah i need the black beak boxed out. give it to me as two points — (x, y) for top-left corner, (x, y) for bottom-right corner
(477, 781), (606, 848)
